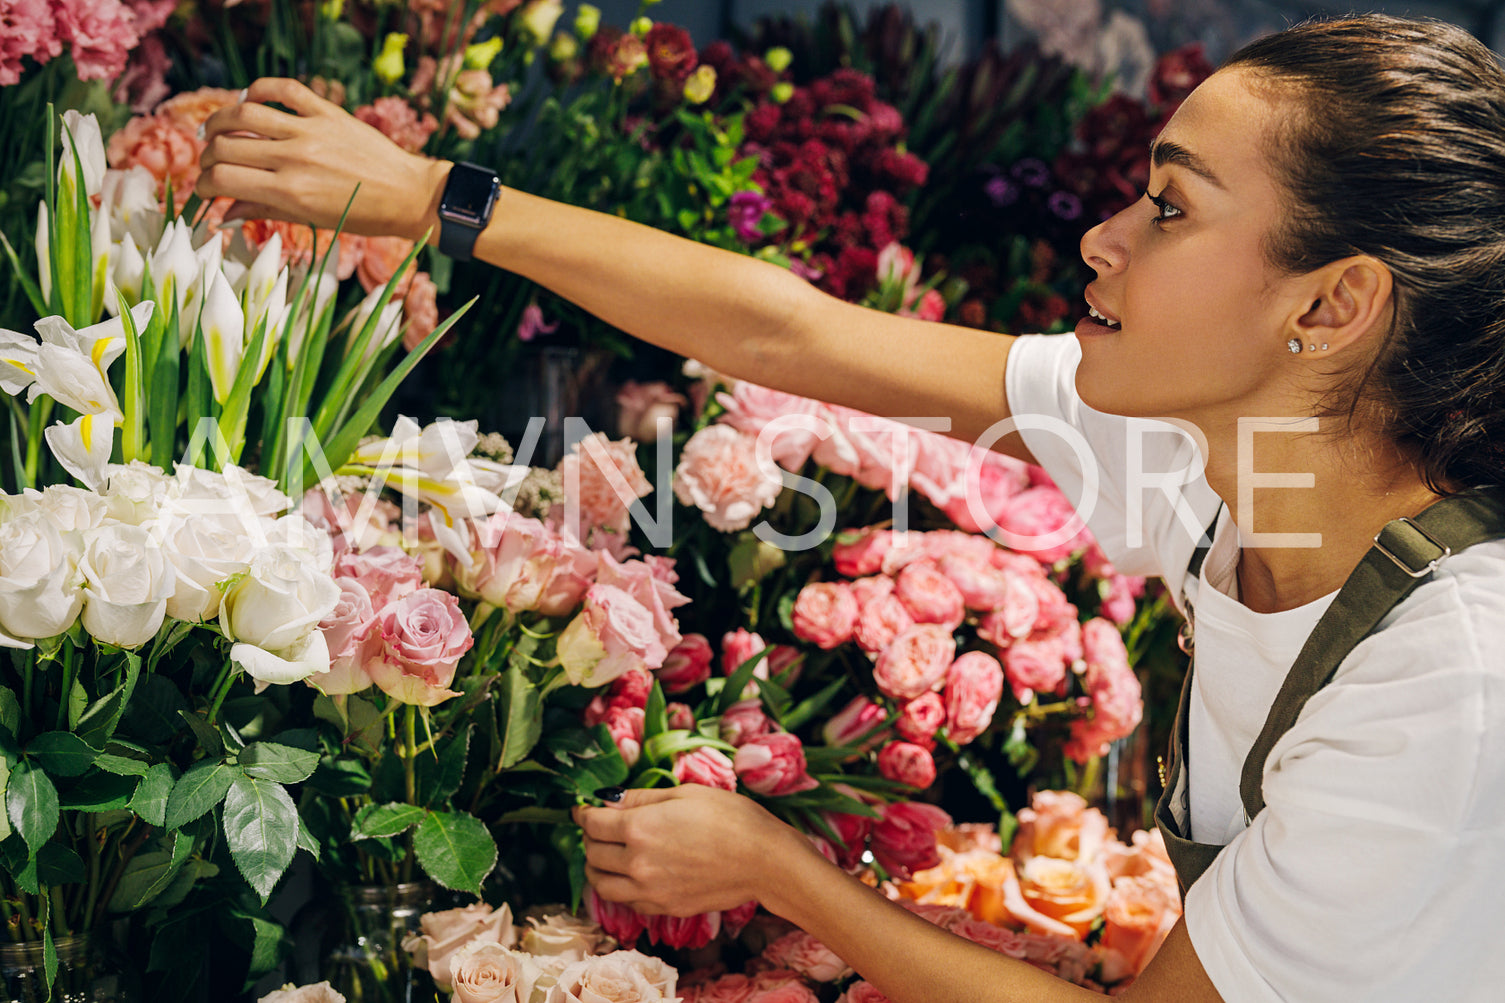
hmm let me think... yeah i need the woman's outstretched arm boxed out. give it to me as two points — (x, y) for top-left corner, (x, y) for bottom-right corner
(574, 785), (1223, 1003)
(194, 78), (1036, 457)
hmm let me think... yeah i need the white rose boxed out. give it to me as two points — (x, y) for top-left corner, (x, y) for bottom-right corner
(171, 463), (291, 518)
(155, 511), (254, 622)
(78, 523), (175, 648)
(28, 484), (108, 532)
(220, 544), (340, 687)
(104, 460), (172, 525)
(256, 982), (347, 1003)
(554, 950), (678, 1003)
(264, 514), (335, 573)
(0, 509), (84, 644)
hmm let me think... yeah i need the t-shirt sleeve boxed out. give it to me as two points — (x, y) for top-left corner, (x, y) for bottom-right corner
(1183, 571), (1505, 1001)
(1003, 334), (1220, 594)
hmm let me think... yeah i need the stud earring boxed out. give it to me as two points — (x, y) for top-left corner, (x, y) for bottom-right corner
(1287, 338), (1303, 354)
(1321, 343), (1329, 351)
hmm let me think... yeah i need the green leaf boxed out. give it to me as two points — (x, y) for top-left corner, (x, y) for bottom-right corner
(129, 763), (174, 828)
(36, 842), (84, 885)
(148, 290), (182, 470)
(412, 809), (497, 895)
(76, 651), (141, 748)
(415, 725), (470, 807)
(94, 753), (150, 777)
(108, 832), (193, 913)
(349, 802), (426, 840)
(494, 806), (573, 825)
(6, 762), (59, 855)
(57, 772), (137, 811)
(497, 661), (542, 770)
(177, 710), (225, 757)
(643, 681), (667, 742)
(26, 731), (100, 777)
(715, 651), (766, 716)
(780, 676), (847, 733)
(163, 760), (235, 830)
(0, 686), (19, 739)
(306, 756), (372, 798)
(295, 819), (319, 862)
(237, 742), (320, 784)
(222, 775), (298, 902)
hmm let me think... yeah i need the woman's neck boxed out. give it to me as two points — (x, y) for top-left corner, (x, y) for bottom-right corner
(1200, 420), (1443, 613)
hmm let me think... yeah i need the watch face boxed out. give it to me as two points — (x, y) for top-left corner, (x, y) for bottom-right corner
(440, 164), (500, 226)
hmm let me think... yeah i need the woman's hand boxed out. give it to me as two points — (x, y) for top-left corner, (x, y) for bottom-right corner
(573, 785), (812, 917)
(195, 77), (449, 242)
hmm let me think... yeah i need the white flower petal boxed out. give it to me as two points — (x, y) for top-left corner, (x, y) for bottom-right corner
(44, 412), (117, 491)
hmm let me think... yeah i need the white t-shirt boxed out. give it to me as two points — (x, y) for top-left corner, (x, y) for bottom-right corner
(1005, 333), (1505, 1002)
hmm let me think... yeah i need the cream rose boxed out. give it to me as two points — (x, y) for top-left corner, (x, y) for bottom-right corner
(0, 509), (85, 645)
(449, 941), (540, 1003)
(402, 901), (518, 992)
(256, 983), (346, 1003)
(78, 523), (175, 648)
(156, 510), (255, 622)
(220, 544), (341, 687)
(103, 460), (172, 525)
(554, 950), (678, 1003)
(520, 910), (615, 965)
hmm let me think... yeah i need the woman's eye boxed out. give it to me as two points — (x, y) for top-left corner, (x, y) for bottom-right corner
(1147, 191), (1183, 224)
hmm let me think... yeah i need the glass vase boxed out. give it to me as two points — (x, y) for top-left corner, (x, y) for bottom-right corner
(321, 882), (441, 1003)
(0, 935), (137, 1003)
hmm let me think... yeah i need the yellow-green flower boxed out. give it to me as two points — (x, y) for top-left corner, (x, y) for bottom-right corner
(771, 82), (794, 105)
(764, 47), (793, 74)
(629, 16), (652, 37)
(465, 35), (503, 70)
(573, 4), (600, 41)
(683, 65), (716, 105)
(374, 33), (408, 85)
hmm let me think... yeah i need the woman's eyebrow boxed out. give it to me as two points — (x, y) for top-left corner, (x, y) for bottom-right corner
(1150, 139), (1225, 189)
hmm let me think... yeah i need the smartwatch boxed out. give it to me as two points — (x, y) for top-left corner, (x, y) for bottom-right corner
(437, 161), (502, 261)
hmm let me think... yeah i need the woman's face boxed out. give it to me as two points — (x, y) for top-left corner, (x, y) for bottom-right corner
(1073, 69), (1314, 427)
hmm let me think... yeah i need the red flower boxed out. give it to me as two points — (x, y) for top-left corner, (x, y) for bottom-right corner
(644, 23), (697, 83)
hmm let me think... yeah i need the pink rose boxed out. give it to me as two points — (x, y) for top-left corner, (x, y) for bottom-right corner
(715, 383), (824, 470)
(870, 801), (951, 880)
(836, 982), (892, 1003)
(461, 514), (594, 616)
(584, 887), (646, 946)
(402, 901), (517, 992)
(682, 974), (757, 1003)
(673, 747), (737, 791)
(852, 594), (915, 654)
(646, 911), (720, 950)
(449, 941), (538, 1003)
(603, 706), (644, 767)
(659, 633), (713, 693)
(557, 584), (668, 688)
(721, 628), (768, 677)
(996, 486), (1091, 565)
(313, 576), (378, 696)
(733, 733), (820, 796)
(894, 692), (945, 746)
(558, 432), (652, 545)
(790, 582), (859, 650)
(821, 696), (890, 750)
(876, 742), (936, 789)
(872, 625), (956, 701)
(892, 561), (965, 630)
(596, 551), (689, 658)
(616, 380), (687, 443)
(1003, 637), (1069, 702)
(719, 699), (776, 747)
(933, 554), (1011, 611)
(332, 545), (424, 609)
(976, 575), (1042, 648)
(673, 425), (784, 532)
(848, 574), (895, 608)
(943, 651), (1005, 745)
(939, 450), (1032, 535)
(832, 527), (893, 578)
(368, 588), (472, 706)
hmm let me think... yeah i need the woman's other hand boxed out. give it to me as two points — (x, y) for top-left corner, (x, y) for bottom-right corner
(573, 784), (813, 917)
(195, 77), (449, 242)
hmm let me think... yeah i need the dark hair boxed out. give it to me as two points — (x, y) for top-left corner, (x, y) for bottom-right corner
(1222, 15), (1505, 492)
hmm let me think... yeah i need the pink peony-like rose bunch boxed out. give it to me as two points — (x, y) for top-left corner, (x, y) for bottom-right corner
(672, 424), (784, 533)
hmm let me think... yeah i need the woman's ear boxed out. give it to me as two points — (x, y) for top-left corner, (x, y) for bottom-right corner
(1287, 255), (1393, 354)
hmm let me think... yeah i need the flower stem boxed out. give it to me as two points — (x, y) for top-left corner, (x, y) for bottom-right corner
(403, 704), (418, 807)
(206, 661), (237, 724)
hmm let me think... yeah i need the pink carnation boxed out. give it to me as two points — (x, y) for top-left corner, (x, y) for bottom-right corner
(354, 95), (439, 153)
(0, 0), (61, 86)
(715, 383), (823, 470)
(558, 432), (652, 544)
(105, 111), (201, 203)
(55, 0), (140, 82)
(673, 424), (783, 533)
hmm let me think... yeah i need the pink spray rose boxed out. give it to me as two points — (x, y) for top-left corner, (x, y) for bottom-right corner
(658, 633), (713, 693)
(1064, 618), (1143, 761)
(314, 576), (378, 696)
(976, 575), (1042, 648)
(870, 801), (951, 880)
(1002, 636), (1070, 703)
(673, 747), (737, 791)
(557, 584), (668, 688)
(876, 741), (936, 789)
(892, 561), (965, 630)
(996, 486), (1091, 565)
(673, 424), (783, 533)
(852, 594), (915, 654)
(790, 581), (859, 650)
(368, 588), (473, 706)
(893, 692), (945, 746)
(733, 733), (819, 796)
(943, 651), (1005, 745)
(832, 527), (893, 578)
(933, 554), (1011, 611)
(872, 625), (956, 701)
(848, 574), (895, 609)
(837, 982), (892, 1003)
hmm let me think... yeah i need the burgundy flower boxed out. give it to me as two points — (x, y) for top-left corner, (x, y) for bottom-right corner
(644, 23), (696, 83)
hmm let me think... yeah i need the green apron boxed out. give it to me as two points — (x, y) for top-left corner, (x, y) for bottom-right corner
(1154, 491), (1505, 896)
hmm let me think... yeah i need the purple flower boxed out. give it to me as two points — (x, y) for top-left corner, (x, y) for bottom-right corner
(517, 302), (560, 342)
(1047, 191), (1084, 221)
(728, 190), (774, 243)
(984, 175), (1018, 208)
(1010, 158), (1051, 188)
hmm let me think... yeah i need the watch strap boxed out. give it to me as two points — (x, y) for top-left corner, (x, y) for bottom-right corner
(439, 214), (483, 261)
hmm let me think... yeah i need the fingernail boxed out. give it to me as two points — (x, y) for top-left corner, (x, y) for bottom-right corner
(594, 786), (625, 803)
(195, 122), (206, 141)
(236, 87), (249, 103)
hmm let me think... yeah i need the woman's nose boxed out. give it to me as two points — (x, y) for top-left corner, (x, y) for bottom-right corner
(1080, 207), (1131, 276)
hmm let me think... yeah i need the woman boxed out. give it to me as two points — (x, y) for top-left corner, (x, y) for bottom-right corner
(197, 14), (1505, 1000)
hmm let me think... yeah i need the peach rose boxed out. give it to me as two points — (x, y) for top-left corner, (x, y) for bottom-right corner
(1017, 856), (1111, 938)
(256, 983), (346, 1003)
(1097, 874), (1181, 982)
(240, 218), (366, 281)
(1011, 790), (1110, 866)
(872, 625), (955, 701)
(402, 901), (517, 992)
(449, 941), (539, 1003)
